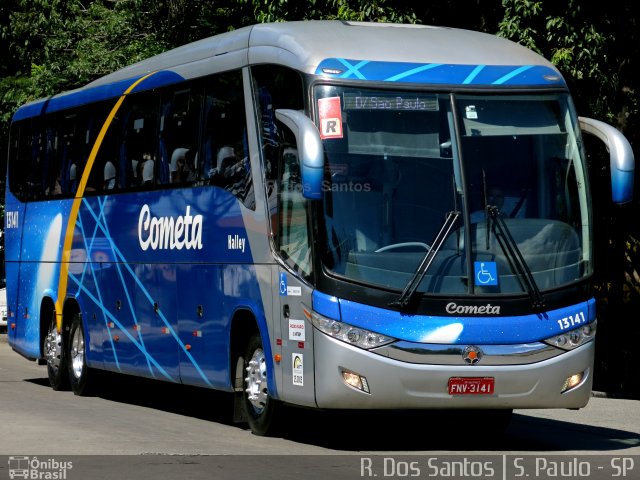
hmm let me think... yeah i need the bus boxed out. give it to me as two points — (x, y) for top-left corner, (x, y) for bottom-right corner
(5, 20), (634, 436)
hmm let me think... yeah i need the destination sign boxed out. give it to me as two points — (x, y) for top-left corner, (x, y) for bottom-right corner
(343, 93), (438, 111)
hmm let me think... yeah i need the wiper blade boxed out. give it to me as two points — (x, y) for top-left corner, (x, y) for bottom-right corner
(487, 206), (545, 311)
(389, 211), (460, 310)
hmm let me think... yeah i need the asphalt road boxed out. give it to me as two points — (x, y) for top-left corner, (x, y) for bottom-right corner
(0, 333), (638, 479)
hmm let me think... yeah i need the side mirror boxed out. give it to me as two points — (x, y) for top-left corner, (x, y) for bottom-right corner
(275, 109), (324, 200)
(579, 117), (635, 204)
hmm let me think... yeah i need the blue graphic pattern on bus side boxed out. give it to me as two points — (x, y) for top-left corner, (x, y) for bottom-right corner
(12, 204), (69, 359)
(80, 189), (255, 385)
(76, 196), (173, 378)
(12, 71), (185, 122)
(312, 291), (595, 344)
(11, 187), (270, 391)
(315, 59), (566, 87)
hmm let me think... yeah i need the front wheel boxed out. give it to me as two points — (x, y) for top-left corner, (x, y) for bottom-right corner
(68, 315), (96, 396)
(45, 313), (69, 391)
(242, 334), (279, 436)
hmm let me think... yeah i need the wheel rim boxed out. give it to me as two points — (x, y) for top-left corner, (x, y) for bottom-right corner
(245, 347), (268, 413)
(45, 320), (63, 372)
(70, 324), (85, 380)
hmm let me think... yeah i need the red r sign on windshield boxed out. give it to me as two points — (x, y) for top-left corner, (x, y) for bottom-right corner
(318, 96), (344, 139)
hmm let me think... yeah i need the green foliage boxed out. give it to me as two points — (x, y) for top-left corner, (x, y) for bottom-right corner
(623, 235), (640, 302)
(498, 0), (639, 133)
(331, 0), (417, 23)
(26, 1), (168, 95)
(237, 0), (417, 24)
(544, 6), (615, 123)
(498, 0), (543, 52)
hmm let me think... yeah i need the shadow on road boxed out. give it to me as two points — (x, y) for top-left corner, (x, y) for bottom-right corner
(25, 372), (639, 453)
(271, 408), (640, 452)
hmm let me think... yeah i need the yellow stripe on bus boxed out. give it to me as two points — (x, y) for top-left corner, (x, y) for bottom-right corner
(54, 72), (157, 331)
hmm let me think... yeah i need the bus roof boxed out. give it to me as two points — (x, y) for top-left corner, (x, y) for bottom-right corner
(13, 20), (565, 121)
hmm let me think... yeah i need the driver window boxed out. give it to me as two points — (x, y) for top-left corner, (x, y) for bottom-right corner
(278, 144), (312, 278)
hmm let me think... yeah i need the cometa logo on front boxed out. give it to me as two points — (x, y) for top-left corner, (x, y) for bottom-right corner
(138, 204), (203, 251)
(446, 302), (501, 315)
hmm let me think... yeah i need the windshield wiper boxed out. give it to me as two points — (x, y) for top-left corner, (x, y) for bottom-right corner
(487, 206), (545, 311)
(388, 211), (460, 310)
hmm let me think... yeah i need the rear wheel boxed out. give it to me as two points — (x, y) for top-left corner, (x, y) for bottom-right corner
(45, 313), (69, 391)
(68, 315), (96, 396)
(242, 334), (279, 436)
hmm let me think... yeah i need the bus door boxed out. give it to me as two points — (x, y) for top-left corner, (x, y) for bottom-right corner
(275, 145), (317, 407)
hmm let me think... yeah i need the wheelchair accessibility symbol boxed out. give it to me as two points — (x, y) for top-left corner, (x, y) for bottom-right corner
(279, 272), (288, 296)
(474, 261), (498, 286)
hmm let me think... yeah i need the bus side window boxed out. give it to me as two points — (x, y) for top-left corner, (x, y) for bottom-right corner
(58, 112), (80, 196)
(25, 121), (46, 200)
(136, 95), (161, 188)
(201, 71), (254, 208)
(73, 105), (106, 195)
(9, 121), (30, 201)
(96, 91), (161, 192)
(41, 123), (62, 197)
(162, 86), (202, 186)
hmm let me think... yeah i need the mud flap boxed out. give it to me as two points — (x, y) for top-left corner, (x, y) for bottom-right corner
(233, 355), (247, 423)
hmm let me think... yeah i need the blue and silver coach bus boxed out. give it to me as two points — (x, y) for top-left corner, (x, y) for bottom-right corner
(5, 21), (634, 435)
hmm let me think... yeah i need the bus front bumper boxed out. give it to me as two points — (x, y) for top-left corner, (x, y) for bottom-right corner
(313, 330), (594, 410)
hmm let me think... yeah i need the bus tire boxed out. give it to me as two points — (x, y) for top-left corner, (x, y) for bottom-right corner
(45, 312), (69, 391)
(242, 333), (279, 436)
(68, 315), (95, 396)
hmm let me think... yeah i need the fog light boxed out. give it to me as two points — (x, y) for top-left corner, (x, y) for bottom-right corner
(340, 368), (370, 394)
(561, 371), (585, 393)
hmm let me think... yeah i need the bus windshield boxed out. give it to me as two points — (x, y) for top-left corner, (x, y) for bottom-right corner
(316, 86), (591, 296)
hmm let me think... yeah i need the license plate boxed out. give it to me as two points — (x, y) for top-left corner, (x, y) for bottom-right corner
(448, 377), (495, 395)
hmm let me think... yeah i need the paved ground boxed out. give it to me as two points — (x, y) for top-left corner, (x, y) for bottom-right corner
(0, 332), (638, 479)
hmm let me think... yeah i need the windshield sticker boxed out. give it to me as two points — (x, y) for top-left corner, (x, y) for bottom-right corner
(465, 105), (478, 119)
(474, 261), (498, 286)
(292, 353), (304, 386)
(318, 96), (344, 139)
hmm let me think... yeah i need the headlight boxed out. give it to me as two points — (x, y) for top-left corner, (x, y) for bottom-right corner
(544, 320), (596, 351)
(304, 306), (395, 350)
